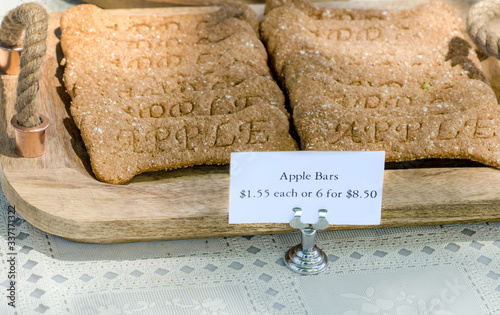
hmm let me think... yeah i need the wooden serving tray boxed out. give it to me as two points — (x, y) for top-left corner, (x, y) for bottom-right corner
(1, 2), (500, 243)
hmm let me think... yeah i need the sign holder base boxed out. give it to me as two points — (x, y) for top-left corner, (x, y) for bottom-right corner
(285, 207), (329, 275)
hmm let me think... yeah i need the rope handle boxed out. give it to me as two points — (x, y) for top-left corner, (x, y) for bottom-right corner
(0, 2), (48, 128)
(467, 0), (500, 59)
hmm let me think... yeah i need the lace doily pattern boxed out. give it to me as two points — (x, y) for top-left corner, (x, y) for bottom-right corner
(1, 183), (499, 314)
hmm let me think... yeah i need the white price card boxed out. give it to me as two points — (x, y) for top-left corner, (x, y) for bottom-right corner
(229, 151), (385, 225)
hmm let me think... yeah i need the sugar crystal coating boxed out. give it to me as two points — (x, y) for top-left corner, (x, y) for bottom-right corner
(61, 4), (297, 184)
(261, 0), (500, 168)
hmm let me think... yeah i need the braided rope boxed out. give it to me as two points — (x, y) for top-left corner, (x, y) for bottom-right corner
(467, 0), (500, 59)
(0, 2), (48, 127)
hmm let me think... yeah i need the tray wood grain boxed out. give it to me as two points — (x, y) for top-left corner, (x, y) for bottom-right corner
(1, 2), (500, 243)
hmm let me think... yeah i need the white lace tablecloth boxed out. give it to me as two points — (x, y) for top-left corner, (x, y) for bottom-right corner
(0, 181), (499, 315)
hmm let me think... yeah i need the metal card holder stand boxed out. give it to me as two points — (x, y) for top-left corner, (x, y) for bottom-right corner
(285, 207), (329, 275)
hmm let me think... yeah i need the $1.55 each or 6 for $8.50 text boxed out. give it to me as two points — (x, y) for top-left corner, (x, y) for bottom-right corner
(239, 189), (378, 199)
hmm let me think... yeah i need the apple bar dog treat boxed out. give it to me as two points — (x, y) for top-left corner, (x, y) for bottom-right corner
(60, 4), (297, 184)
(261, 0), (500, 168)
